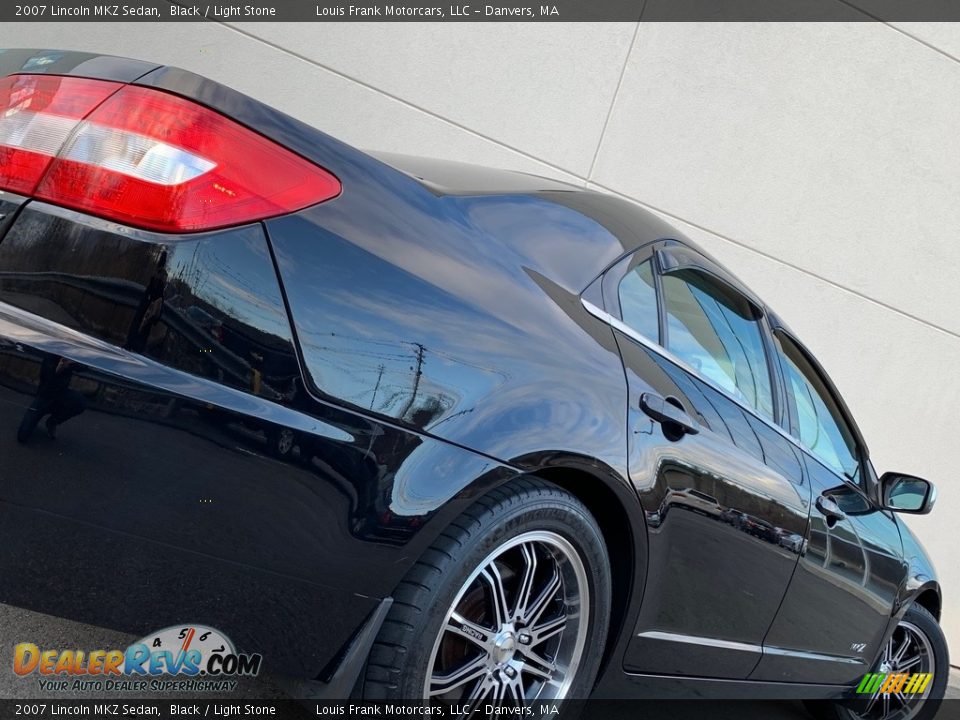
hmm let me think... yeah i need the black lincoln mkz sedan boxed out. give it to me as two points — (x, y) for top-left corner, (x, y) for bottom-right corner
(0, 50), (947, 720)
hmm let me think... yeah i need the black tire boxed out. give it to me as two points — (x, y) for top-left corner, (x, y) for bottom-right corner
(805, 604), (948, 720)
(362, 477), (611, 703)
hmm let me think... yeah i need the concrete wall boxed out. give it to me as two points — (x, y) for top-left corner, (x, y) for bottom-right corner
(3, 21), (958, 658)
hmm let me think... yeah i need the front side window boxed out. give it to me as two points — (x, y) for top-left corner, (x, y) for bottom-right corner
(776, 334), (860, 481)
(617, 258), (659, 342)
(661, 270), (774, 420)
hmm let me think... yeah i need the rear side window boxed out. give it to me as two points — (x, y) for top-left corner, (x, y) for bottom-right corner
(617, 259), (659, 343)
(776, 334), (859, 480)
(661, 270), (774, 421)
(0, 211), (298, 399)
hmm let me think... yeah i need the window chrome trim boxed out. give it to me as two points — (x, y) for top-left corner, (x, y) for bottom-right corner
(582, 297), (811, 456)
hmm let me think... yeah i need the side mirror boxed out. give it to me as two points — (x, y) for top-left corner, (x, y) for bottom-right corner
(879, 472), (937, 514)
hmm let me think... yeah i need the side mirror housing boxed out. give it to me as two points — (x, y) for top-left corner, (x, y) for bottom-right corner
(879, 472), (937, 514)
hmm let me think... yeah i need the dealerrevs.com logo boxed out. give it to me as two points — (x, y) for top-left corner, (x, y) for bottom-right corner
(13, 625), (262, 693)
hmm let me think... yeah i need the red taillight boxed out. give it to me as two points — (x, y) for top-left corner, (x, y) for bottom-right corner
(0, 75), (122, 196)
(0, 74), (341, 232)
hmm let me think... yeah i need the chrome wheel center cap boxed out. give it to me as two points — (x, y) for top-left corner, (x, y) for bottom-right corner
(492, 630), (517, 665)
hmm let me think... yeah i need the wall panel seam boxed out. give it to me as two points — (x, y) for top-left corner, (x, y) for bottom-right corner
(219, 20), (596, 180)
(587, 19), (642, 182)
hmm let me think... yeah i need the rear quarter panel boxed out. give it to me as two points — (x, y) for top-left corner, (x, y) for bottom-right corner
(0, 204), (515, 678)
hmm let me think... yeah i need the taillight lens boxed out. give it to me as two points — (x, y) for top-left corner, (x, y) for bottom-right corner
(1, 74), (341, 232)
(0, 75), (121, 195)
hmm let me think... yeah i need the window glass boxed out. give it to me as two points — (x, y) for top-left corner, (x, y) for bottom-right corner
(662, 271), (774, 420)
(617, 259), (659, 342)
(777, 335), (859, 480)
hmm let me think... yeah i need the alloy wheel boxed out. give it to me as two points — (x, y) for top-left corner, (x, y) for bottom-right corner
(852, 619), (935, 720)
(424, 530), (589, 705)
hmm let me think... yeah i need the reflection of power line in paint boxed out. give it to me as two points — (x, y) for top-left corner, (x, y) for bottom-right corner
(419, 345), (508, 381)
(308, 345), (412, 362)
(312, 331), (507, 379)
(427, 404), (475, 431)
(396, 342), (425, 421)
(371, 364), (384, 410)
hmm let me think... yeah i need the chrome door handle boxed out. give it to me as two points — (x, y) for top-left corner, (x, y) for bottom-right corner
(816, 494), (846, 525)
(640, 392), (699, 436)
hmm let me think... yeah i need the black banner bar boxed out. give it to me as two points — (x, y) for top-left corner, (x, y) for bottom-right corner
(4, 0), (960, 22)
(3, 700), (960, 720)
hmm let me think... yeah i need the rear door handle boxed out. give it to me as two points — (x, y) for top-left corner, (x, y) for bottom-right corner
(640, 392), (699, 436)
(815, 494), (846, 525)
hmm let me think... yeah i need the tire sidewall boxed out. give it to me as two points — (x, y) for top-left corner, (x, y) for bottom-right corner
(396, 492), (611, 700)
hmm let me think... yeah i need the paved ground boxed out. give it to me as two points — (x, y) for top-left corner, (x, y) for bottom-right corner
(2, 603), (959, 717)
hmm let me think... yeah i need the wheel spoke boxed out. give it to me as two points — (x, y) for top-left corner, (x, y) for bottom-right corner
(429, 655), (488, 697)
(892, 633), (912, 666)
(490, 674), (509, 700)
(503, 673), (526, 702)
(470, 673), (499, 701)
(529, 613), (566, 646)
(513, 543), (539, 621)
(898, 654), (922, 672)
(479, 562), (511, 629)
(862, 689), (880, 715)
(446, 611), (493, 649)
(519, 648), (558, 681)
(522, 567), (562, 627)
(881, 637), (893, 665)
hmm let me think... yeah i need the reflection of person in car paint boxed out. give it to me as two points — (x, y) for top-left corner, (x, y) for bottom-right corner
(16, 355), (86, 443)
(125, 250), (168, 353)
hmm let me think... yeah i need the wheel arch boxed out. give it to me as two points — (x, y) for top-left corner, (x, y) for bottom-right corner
(525, 463), (647, 682)
(376, 449), (648, 689)
(912, 585), (942, 622)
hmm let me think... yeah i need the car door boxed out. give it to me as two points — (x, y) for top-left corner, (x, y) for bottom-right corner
(750, 329), (906, 684)
(587, 241), (811, 679)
